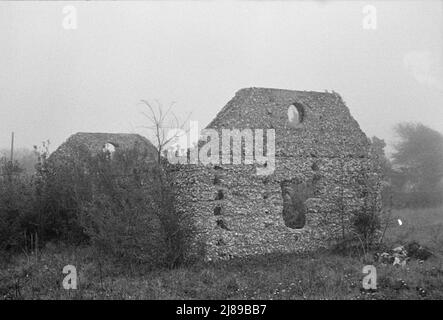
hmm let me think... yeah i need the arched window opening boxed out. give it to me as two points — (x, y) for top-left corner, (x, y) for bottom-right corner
(103, 142), (116, 159)
(215, 190), (224, 200)
(213, 205), (222, 216)
(213, 175), (221, 185)
(216, 219), (230, 231)
(311, 162), (319, 171)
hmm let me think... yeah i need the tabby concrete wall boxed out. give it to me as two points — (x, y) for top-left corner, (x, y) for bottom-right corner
(169, 88), (382, 261)
(170, 157), (379, 260)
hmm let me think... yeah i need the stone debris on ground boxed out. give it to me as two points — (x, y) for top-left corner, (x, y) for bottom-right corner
(375, 241), (433, 267)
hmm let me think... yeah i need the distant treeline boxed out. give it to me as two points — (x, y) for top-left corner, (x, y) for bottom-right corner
(372, 122), (443, 208)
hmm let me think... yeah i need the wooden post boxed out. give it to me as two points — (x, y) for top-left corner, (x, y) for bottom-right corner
(24, 230), (27, 253)
(10, 132), (14, 162)
(35, 232), (39, 260)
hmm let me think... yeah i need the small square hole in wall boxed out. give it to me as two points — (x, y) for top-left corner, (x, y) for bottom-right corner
(312, 173), (322, 187)
(213, 175), (221, 185)
(215, 190), (224, 200)
(216, 219), (230, 231)
(214, 205), (222, 216)
(311, 162), (319, 171)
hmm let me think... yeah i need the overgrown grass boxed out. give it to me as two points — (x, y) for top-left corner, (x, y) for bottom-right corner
(1, 207), (443, 300)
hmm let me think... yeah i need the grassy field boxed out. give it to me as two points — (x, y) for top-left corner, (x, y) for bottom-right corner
(1, 207), (443, 300)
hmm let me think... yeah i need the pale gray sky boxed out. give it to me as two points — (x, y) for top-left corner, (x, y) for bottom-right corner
(0, 1), (442, 155)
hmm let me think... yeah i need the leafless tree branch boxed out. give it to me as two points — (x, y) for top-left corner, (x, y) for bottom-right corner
(139, 99), (192, 164)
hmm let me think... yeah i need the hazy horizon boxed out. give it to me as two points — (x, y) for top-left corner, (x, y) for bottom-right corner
(1, 1), (442, 156)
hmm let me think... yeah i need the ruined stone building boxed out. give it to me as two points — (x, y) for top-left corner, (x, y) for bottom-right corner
(53, 88), (382, 261)
(50, 132), (158, 163)
(169, 88), (382, 261)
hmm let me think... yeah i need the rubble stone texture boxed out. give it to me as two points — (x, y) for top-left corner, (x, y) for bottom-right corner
(169, 87), (382, 261)
(50, 132), (158, 161)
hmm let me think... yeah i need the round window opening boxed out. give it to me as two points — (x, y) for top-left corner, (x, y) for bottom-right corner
(287, 103), (305, 128)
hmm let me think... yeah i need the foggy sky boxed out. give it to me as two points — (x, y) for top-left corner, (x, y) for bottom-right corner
(0, 1), (442, 156)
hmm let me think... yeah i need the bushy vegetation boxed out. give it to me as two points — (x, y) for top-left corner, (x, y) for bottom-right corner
(0, 159), (35, 253)
(0, 144), (190, 269)
(350, 160), (382, 254)
(78, 147), (190, 268)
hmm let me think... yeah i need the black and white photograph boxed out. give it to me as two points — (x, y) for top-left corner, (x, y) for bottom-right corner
(0, 0), (443, 305)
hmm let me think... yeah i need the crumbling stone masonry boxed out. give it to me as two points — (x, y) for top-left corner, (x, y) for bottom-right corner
(50, 132), (158, 161)
(169, 88), (382, 261)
